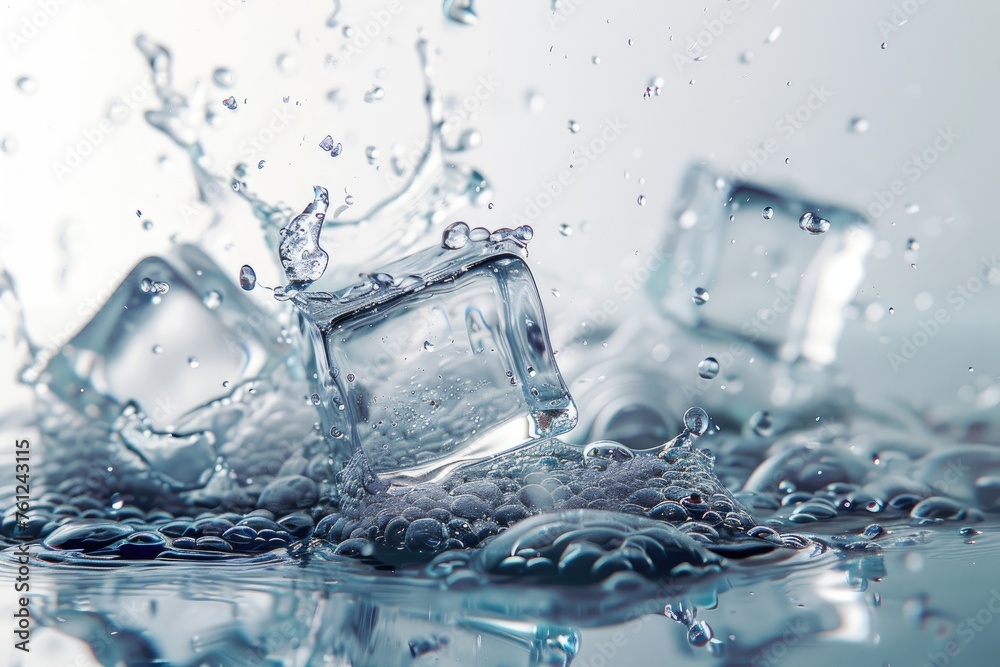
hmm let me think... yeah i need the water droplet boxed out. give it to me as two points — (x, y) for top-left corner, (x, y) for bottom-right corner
(202, 290), (223, 309)
(683, 407), (709, 436)
(365, 146), (379, 162)
(765, 26), (782, 43)
(213, 68), (236, 88)
(750, 410), (773, 437)
(906, 238), (919, 251)
(687, 621), (714, 648)
(16, 76), (38, 94)
(550, 288), (561, 297)
(442, 221), (471, 249)
(257, 160), (265, 169)
(567, 120), (580, 133)
(276, 53), (297, 74)
(637, 194), (646, 206)
(110, 493), (124, 510)
(151, 344), (163, 354)
(592, 55), (601, 64)
(692, 287), (710, 305)
(762, 206), (774, 220)
(222, 96), (237, 110)
(526, 91), (545, 113)
(346, 373), (356, 382)
(142, 219), (154, 230)
(888, 307), (895, 314)
(583, 441), (635, 467)
(423, 341), (435, 352)
(849, 117), (870, 134)
(969, 366), (974, 372)
(739, 51), (754, 64)
(559, 223), (573, 237)
(364, 86), (385, 103)
(239, 265), (257, 291)
(881, 42), (888, 50)
(487, 202), (494, 210)
(319, 135), (343, 157)
(798, 212), (831, 235)
(904, 203), (920, 214)
(784, 157), (791, 165)
(697, 357), (720, 379)
(187, 356), (200, 369)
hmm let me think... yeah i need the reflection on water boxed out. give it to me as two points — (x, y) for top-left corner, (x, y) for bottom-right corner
(2, 15), (999, 667)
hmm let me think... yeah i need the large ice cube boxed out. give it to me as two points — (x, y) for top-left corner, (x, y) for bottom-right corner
(297, 225), (577, 485)
(36, 244), (290, 430)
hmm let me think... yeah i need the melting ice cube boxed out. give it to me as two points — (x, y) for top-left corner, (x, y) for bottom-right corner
(296, 224), (576, 484)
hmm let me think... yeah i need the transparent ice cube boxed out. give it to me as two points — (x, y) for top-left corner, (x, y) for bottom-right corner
(35, 244), (290, 430)
(297, 227), (576, 485)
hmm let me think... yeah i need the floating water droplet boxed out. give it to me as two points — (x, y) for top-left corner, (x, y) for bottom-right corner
(906, 238), (919, 251)
(697, 357), (720, 379)
(683, 407), (709, 435)
(16, 76), (38, 94)
(739, 50), (754, 64)
(257, 160), (265, 169)
(559, 223), (572, 237)
(592, 55), (601, 64)
(888, 307), (895, 314)
(441, 221), (471, 249)
(687, 621), (714, 648)
(550, 288), (560, 297)
(151, 344), (163, 354)
(364, 86), (385, 103)
(239, 265), (257, 291)
(881, 42), (888, 50)
(346, 373), (355, 382)
(762, 206), (774, 220)
(365, 146), (379, 161)
(276, 53), (297, 74)
(527, 91), (545, 113)
(213, 68), (236, 88)
(110, 493), (124, 510)
(487, 202), (494, 210)
(202, 290), (222, 309)
(969, 366), (974, 372)
(798, 212), (830, 235)
(849, 117), (870, 133)
(567, 120), (580, 133)
(280, 186), (330, 286)
(222, 96), (237, 110)
(637, 194), (646, 206)
(750, 410), (773, 437)
(692, 287), (709, 305)
(187, 356), (200, 368)
(142, 219), (154, 230)
(423, 341), (435, 352)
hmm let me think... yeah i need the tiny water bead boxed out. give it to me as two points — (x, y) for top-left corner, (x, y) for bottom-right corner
(637, 194), (646, 206)
(212, 68), (236, 88)
(202, 290), (223, 309)
(750, 410), (773, 437)
(567, 120), (580, 133)
(762, 206), (774, 220)
(907, 238), (920, 251)
(364, 86), (385, 103)
(319, 135), (343, 157)
(559, 223), (572, 237)
(257, 160), (265, 169)
(692, 287), (710, 305)
(849, 117), (870, 134)
(423, 341), (435, 352)
(222, 96), (237, 110)
(239, 265), (257, 291)
(798, 212), (830, 235)
(187, 356), (200, 369)
(697, 357), (720, 379)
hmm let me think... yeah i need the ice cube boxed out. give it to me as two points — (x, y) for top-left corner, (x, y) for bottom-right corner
(36, 244), (290, 430)
(297, 225), (577, 485)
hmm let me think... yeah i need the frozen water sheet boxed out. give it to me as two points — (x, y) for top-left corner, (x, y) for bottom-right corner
(297, 224), (577, 485)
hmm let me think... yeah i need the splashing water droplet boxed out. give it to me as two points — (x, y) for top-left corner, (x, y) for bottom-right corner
(280, 186), (331, 287)
(202, 290), (222, 309)
(697, 357), (720, 379)
(750, 410), (773, 437)
(441, 221), (471, 249)
(692, 287), (709, 305)
(849, 117), (870, 134)
(559, 223), (572, 237)
(683, 407), (709, 436)
(527, 91), (545, 113)
(567, 120), (580, 133)
(762, 206), (774, 220)
(110, 493), (124, 510)
(798, 212), (831, 235)
(239, 265), (257, 291)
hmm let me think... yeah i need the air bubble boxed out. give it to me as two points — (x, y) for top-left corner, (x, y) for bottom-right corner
(697, 357), (720, 379)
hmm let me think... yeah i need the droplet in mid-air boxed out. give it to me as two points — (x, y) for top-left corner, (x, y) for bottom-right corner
(697, 357), (720, 379)
(202, 290), (222, 309)
(568, 120), (580, 133)
(187, 356), (200, 368)
(222, 96), (237, 110)
(559, 223), (572, 237)
(239, 265), (257, 291)
(750, 410), (774, 437)
(213, 68), (236, 88)
(849, 117), (870, 134)
(906, 238), (920, 251)
(423, 341), (435, 352)
(637, 194), (646, 206)
(692, 287), (709, 305)
(798, 212), (830, 235)
(257, 160), (265, 169)
(762, 206), (774, 220)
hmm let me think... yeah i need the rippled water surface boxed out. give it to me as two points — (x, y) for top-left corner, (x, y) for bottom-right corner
(1, 3), (998, 666)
